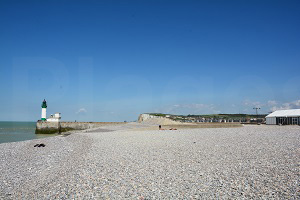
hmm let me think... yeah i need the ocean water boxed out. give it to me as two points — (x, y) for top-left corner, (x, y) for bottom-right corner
(0, 121), (55, 144)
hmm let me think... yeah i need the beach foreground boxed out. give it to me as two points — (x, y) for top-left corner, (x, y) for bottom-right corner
(0, 123), (299, 199)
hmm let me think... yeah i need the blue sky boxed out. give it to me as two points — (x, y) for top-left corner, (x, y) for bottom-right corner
(0, 0), (300, 121)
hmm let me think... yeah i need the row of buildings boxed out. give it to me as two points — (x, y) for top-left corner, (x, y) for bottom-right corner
(145, 113), (266, 124)
(169, 116), (265, 123)
(145, 109), (300, 125)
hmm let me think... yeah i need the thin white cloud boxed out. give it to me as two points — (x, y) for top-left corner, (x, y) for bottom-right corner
(76, 108), (87, 114)
(152, 99), (300, 115)
(243, 99), (300, 112)
(243, 99), (262, 107)
(294, 100), (300, 107)
(157, 103), (220, 115)
(269, 99), (300, 111)
(267, 100), (277, 106)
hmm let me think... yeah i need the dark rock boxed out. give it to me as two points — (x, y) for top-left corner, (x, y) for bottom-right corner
(34, 143), (46, 147)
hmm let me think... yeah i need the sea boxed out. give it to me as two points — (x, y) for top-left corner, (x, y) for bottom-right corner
(0, 121), (55, 144)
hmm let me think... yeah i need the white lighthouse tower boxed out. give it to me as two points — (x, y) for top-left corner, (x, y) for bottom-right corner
(41, 99), (47, 121)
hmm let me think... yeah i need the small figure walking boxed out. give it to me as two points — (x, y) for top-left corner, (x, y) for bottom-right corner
(159, 125), (161, 130)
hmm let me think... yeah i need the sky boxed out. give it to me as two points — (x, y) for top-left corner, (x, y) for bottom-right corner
(0, 0), (300, 122)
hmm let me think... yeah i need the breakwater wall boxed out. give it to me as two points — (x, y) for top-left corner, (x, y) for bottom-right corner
(35, 121), (126, 134)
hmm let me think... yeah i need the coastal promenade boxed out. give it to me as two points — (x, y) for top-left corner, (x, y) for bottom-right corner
(0, 123), (299, 199)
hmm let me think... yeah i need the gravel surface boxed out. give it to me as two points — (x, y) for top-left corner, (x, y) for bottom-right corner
(0, 124), (299, 199)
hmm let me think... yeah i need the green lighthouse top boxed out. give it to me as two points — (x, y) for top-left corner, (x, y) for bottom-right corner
(41, 99), (47, 108)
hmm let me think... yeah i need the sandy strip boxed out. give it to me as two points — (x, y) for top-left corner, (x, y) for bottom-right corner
(0, 124), (299, 199)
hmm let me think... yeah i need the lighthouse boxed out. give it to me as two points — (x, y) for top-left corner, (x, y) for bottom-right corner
(41, 99), (47, 121)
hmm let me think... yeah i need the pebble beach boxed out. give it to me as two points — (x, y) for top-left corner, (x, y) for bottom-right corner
(0, 124), (299, 199)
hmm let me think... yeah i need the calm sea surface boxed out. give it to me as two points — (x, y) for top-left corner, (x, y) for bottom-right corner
(0, 121), (55, 144)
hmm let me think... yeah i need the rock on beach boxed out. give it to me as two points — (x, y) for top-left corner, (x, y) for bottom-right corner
(0, 124), (299, 199)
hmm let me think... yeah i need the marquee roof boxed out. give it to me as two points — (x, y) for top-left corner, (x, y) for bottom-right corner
(266, 109), (300, 118)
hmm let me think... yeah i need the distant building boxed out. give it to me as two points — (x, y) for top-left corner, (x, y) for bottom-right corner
(47, 112), (61, 122)
(266, 109), (300, 125)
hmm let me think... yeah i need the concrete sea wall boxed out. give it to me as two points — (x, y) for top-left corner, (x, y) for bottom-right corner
(35, 121), (61, 134)
(35, 121), (126, 134)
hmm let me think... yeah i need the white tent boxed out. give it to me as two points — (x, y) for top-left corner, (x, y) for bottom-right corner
(266, 109), (300, 125)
